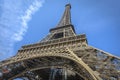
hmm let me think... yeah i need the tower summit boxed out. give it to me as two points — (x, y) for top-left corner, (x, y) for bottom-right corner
(42, 3), (76, 42)
(57, 3), (71, 27)
(0, 4), (120, 80)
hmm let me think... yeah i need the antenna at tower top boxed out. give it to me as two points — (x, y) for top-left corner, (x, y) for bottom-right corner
(65, 3), (71, 9)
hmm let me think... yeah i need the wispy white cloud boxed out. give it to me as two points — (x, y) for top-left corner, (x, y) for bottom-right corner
(0, 0), (44, 61)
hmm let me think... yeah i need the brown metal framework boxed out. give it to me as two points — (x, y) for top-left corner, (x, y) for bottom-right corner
(0, 4), (120, 80)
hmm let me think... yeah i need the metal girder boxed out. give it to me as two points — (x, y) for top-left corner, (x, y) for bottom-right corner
(0, 47), (101, 80)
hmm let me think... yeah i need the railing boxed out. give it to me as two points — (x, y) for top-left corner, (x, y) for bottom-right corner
(21, 34), (86, 50)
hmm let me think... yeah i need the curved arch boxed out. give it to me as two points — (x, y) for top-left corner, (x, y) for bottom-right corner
(10, 56), (99, 80)
(1, 48), (101, 80)
(13, 66), (85, 80)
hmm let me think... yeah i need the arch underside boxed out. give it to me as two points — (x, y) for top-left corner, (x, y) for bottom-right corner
(0, 56), (97, 80)
(0, 46), (119, 80)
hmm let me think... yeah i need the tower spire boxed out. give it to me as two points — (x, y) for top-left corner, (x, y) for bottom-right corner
(57, 3), (71, 27)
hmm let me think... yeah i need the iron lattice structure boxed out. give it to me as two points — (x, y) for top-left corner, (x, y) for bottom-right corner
(0, 4), (120, 80)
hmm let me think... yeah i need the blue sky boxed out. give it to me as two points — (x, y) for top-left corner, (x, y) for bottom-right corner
(0, 0), (120, 61)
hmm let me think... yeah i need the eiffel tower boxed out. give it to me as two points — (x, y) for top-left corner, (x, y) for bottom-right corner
(0, 4), (120, 80)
